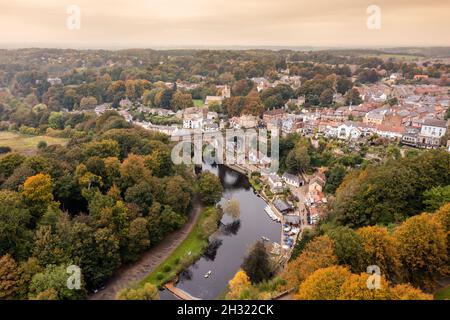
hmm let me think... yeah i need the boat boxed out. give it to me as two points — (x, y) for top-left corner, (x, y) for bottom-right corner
(204, 270), (212, 278)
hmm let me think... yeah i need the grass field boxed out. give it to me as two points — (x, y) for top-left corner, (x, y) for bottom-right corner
(434, 286), (450, 300)
(361, 53), (422, 62)
(142, 206), (219, 288)
(193, 99), (204, 107)
(0, 131), (68, 155)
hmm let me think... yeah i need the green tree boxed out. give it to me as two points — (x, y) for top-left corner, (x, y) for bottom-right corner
(29, 264), (87, 300)
(197, 172), (223, 205)
(327, 227), (365, 273)
(423, 185), (450, 211)
(241, 241), (272, 284)
(0, 190), (32, 259)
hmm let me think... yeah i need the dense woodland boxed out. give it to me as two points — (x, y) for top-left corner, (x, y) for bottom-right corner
(0, 109), (224, 299)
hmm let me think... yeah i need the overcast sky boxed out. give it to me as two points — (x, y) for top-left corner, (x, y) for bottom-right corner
(0, 0), (449, 48)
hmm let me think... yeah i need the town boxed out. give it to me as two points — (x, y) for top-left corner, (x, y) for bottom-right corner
(0, 47), (449, 302)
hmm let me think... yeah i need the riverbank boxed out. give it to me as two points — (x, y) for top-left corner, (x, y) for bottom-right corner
(89, 201), (204, 300)
(142, 206), (222, 288)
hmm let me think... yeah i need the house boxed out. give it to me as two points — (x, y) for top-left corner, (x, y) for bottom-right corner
(364, 108), (388, 125)
(205, 96), (223, 106)
(230, 115), (258, 129)
(309, 175), (326, 193)
(204, 85), (231, 106)
(336, 122), (362, 140)
(273, 199), (293, 215)
(420, 118), (447, 138)
(202, 119), (219, 133)
(183, 114), (203, 129)
(119, 99), (132, 108)
(263, 109), (285, 123)
(268, 174), (284, 194)
(284, 214), (301, 225)
(282, 172), (304, 187)
(414, 75), (429, 81)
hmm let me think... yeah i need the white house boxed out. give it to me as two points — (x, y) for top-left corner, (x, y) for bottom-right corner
(282, 172), (303, 187)
(183, 114), (203, 129)
(420, 118), (447, 138)
(337, 122), (362, 140)
(268, 174), (284, 193)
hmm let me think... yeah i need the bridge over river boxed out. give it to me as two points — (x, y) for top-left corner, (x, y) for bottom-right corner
(165, 282), (201, 300)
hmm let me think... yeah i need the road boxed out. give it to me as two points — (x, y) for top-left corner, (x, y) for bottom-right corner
(89, 201), (203, 300)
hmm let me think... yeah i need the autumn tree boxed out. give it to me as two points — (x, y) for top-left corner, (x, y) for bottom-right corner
(0, 254), (20, 299)
(227, 270), (251, 300)
(338, 273), (391, 300)
(223, 199), (240, 220)
(116, 283), (160, 300)
(242, 91), (265, 116)
(124, 218), (151, 262)
(120, 154), (152, 190)
(394, 213), (447, 289)
(171, 91), (194, 111)
(21, 173), (56, 220)
(356, 226), (401, 281)
(295, 266), (352, 300)
(283, 235), (337, 290)
(389, 283), (432, 300)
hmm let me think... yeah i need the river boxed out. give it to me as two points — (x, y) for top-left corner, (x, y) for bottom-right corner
(159, 163), (281, 300)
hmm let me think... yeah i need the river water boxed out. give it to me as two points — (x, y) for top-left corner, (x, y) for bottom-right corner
(159, 163), (281, 300)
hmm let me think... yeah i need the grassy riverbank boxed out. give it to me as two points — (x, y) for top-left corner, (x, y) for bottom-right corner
(142, 206), (222, 288)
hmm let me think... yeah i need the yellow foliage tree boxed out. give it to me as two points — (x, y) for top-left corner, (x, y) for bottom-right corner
(227, 270), (251, 300)
(394, 213), (447, 290)
(22, 173), (54, 204)
(356, 226), (401, 280)
(295, 266), (352, 300)
(283, 236), (337, 290)
(116, 283), (160, 300)
(389, 283), (433, 300)
(432, 202), (450, 257)
(339, 273), (391, 300)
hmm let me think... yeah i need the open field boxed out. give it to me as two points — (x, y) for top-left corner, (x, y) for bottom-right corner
(193, 99), (204, 107)
(361, 53), (423, 61)
(435, 286), (450, 300)
(0, 131), (68, 155)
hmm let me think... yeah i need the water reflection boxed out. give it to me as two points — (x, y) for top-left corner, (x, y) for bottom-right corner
(163, 163), (280, 300)
(220, 220), (241, 236)
(203, 238), (223, 261)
